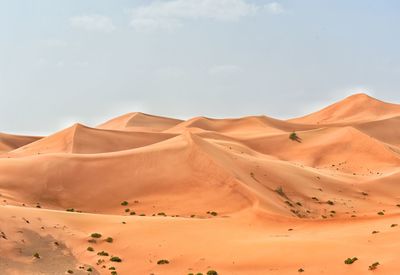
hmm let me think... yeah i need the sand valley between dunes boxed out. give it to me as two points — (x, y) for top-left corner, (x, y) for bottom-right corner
(2, 93), (400, 274)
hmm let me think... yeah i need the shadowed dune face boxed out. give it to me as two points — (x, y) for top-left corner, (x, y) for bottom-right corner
(2, 93), (400, 274)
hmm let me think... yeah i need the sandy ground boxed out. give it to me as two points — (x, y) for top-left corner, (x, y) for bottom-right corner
(1, 93), (400, 274)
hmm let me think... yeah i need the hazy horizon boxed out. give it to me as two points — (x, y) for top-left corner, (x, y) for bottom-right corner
(1, 0), (400, 135)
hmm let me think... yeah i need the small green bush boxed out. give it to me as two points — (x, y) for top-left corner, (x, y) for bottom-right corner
(111, 272), (117, 275)
(344, 257), (358, 264)
(125, 208), (130, 212)
(289, 132), (299, 141)
(87, 247), (94, 252)
(130, 211), (136, 215)
(377, 211), (384, 215)
(97, 251), (109, 256)
(157, 259), (170, 265)
(67, 270), (73, 274)
(327, 200), (334, 205)
(90, 233), (102, 238)
(33, 252), (40, 259)
(368, 262), (380, 270)
(87, 267), (92, 272)
(109, 267), (116, 270)
(121, 201), (128, 206)
(105, 237), (113, 243)
(157, 212), (167, 216)
(110, 256), (122, 262)
(207, 271), (218, 275)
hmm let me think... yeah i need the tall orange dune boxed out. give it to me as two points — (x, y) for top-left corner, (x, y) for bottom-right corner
(1, 94), (400, 274)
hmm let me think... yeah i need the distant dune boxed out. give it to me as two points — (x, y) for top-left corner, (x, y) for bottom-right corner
(1, 93), (400, 274)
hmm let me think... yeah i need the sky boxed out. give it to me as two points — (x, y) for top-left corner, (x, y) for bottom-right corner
(1, 0), (400, 135)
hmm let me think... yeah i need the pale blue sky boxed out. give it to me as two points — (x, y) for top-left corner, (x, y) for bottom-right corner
(1, 0), (400, 134)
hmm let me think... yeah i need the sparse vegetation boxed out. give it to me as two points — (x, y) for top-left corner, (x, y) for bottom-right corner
(121, 201), (128, 206)
(298, 268), (304, 273)
(124, 208), (130, 212)
(67, 270), (73, 274)
(157, 259), (170, 265)
(327, 200), (334, 205)
(111, 271), (117, 275)
(207, 271), (218, 275)
(344, 257), (358, 264)
(377, 211), (384, 215)
(391, 224), (398, 227)
(157, 212), (167, 216)
(368, 262), (380, 270)
(87, 246), (94, 252)
(130, 211), (136, 215)
(110, 256), (122, 262)
(33, 252), (40, 259)
(90, 233), (102, 238)
(87, 267), (93, 272)
(66, 208), (75, 212)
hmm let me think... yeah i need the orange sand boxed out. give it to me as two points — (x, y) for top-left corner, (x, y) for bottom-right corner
(1, 93), (400, 274)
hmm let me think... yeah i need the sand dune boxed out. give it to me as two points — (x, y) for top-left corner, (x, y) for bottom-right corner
(0, 133), (41, 154)
(2, 94), (400, 274)
(98, 112), (183, 132)
(290, 93), (400, 125)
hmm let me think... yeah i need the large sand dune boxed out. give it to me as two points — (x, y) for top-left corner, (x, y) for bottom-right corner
(1, 93), (400, 274)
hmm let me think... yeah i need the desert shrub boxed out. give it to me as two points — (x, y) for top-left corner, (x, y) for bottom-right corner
(66, 208), (75, 212)
(289, 132), (298, 141)
(377, 211), (384, 215)
(67, 270), (73, 274)
(207, 271), (218, 275)
(327, 200), (334, 205)
(130, 211), (136, 215)
(111, 272), (117, 275)
(157, 212), (167, 216)
(105, 237), (113, 243)
(110, 256), (122, 262)
(121, 201), (128, 206)
(124, 208), (130, 212)
(285, 201), (294, 207)
(109, 267), (116, 270)
(139, 214), (146, 216)
(33, 252), (40, 259)
(210, 211), (218, 216)
(90, 233), (102, 238)
(275, 186), (286, 197)
(87, 247), (94, 252)
(372, 231), (379, 234)
(157, 259), (170, 265)
(88, 239), (96, 243)
(344, 257), (358, 264)
(298, 268), (304, 272)
(97, 251), (109, 256)
(296, 202), (302, 206)
(391, 224), (398, 227)
(368, 262), (380, 270)
(87, 267), (92, 272)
